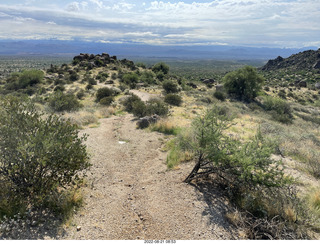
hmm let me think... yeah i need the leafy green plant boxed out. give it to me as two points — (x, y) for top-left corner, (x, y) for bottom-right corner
(213, 91), (226, 101)
(0, 96), (90, 216)
(6, 69), (44, 91)
(262, 96), (294, 124)
(48, 91), (82, 112)
(152, 62), (169, 75)
(164, 94), (182, 106)
(223, 66), (264, 101)
(122, 72), (139, 89)
(96, 87), (118, 102)
(163, 80), (179, 93)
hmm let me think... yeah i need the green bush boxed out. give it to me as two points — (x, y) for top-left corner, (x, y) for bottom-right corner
(140, 71), (155, 84)
(213, 91), (226, 101)
(6, 69), (44, 91)
(223, 66), (264, 101)
(123, 95), (168, 118)
(164, 94), (183, 106)
(262, 96), (294, 124)
(163, 80), (179, 93)
(99, 96), (114, 106)
(145, 98), (169, 116)
(184, 106), (290, 188)
(96, 87), (117, 102)
(122, 94), (143, 113)
(152, 62), (169, 75)
(0, 96), (90, 215)
(48, 91), (82, 112)
(122, 72), (139, 89)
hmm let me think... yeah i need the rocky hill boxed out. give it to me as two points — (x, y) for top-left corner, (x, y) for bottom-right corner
(261, 48), (320, 71)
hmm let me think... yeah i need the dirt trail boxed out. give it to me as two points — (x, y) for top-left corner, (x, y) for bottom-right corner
(63, 114), (237, 240)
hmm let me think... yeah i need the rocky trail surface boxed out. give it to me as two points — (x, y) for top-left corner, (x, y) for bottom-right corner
(62, 114), (237, 240)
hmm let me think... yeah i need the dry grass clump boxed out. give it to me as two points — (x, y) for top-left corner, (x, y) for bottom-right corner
(149, 119), (181, 135)
(62, 111), (99, 128)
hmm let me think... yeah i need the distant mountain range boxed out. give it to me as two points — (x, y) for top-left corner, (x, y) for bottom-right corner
(0, 40), (318, 60)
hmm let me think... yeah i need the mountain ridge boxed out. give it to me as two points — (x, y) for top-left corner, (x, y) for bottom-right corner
(0, 39), (317, 60)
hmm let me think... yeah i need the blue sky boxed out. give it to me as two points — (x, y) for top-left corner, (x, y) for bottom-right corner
(0, 0), (319, 48)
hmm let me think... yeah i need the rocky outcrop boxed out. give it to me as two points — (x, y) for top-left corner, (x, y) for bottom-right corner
(261, 48), (320, 71)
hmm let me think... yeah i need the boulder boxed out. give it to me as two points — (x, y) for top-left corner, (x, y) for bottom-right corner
(137, 115), (160, 129)
(203, 78), (215, 85)
(313, 60), (320, 69)
(215, 84), (224, 91)
(297, 81), (307, 88)
(187, 82), (197, 89)
(315, 83), (320, 90)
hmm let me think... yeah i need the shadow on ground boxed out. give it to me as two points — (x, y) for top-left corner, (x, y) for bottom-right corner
(0, 208), (67, 240)
(189, 179), (237, 239)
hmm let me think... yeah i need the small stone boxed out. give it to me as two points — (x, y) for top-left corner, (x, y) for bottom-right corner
(77, 226), (81, 231)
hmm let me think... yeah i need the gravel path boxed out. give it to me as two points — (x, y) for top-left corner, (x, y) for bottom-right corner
(61, 114), (237, 240)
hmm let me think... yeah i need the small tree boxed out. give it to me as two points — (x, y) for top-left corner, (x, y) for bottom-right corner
(223, 66), (264, 101)
(184, 106), (289, 192)
(0, 96), (90, 208)
(152, 62), (169, 75)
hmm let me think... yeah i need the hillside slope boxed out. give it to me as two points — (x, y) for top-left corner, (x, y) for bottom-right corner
(261, 48), (320, 71)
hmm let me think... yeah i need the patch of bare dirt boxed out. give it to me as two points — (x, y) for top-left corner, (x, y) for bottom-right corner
(60, 114), (238, 240)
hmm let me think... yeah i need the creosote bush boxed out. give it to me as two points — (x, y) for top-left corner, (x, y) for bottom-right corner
(262, 96), (294, 124)
(48, 91), (82, 112)
(163, 80), (179, 94)
(0, 96), (90, 218)
(122, 95), (168, 118)
(164, 94), (182, 106)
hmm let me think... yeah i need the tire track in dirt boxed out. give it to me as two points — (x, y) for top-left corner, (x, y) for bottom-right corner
(62, 114), (237, 240)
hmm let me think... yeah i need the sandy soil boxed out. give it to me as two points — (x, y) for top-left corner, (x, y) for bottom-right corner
(61, 114), (238, 240)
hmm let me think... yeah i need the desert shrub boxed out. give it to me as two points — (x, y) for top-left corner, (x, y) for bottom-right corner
(164, 94), (182, 106)
(48, 91), (82, 112)
(145, 98), (169, 116)
(125, 97), (168, 118)
(69, 73), (79, 82)
(152, 62), (169, 75)
(86, 84), (93, 90)
(156, 71), (165, 81)
(262, 96), (294, 124)
(213, 91), (226, 101)
(278, 89), (287, 99)
(96, 87), (116, 102)
(149, 119), (181, 135)
(122, 72), (139, 89)
(76, 89), (86, 100)
(0, 96), (90, 217)
(163, 80), (179, 93)
(6, 70), (44, 91)
(140, 71), (155, 84)
(99, 96), (114, 106)
(88, 78), (97, 86)
(122, 94), (143, 113)
(54, 85), (65, 92)
(223, 66), (264, 101)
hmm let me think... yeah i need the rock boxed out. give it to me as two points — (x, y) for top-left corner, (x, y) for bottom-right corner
(202, 78), (215, 87)
(187, 82), (197, 89)
(77, 226), (81, 231)
(215, 84), (224, 91)
(315, 83), (320, 89)
(137, 115), (160, 129)
(313, 60), (320, 69)
(297, 80), (307, 87)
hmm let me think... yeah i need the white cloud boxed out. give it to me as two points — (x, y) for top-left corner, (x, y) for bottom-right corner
(0, 1), (319, 48)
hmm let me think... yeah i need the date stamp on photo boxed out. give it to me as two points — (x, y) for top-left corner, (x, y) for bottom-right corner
(144, 240), (177, 244)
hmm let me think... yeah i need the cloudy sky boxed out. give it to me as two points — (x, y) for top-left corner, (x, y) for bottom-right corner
(0, 0), (319, 48)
